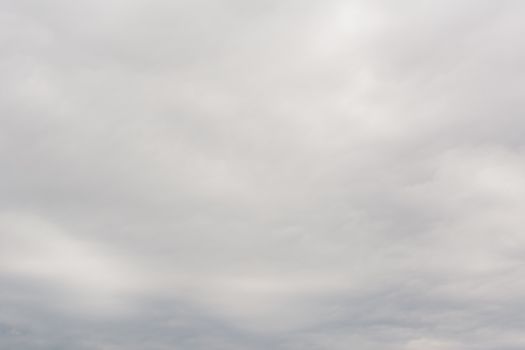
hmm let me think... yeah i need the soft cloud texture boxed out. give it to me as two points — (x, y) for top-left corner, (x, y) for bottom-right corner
(2, 0), (525, 349)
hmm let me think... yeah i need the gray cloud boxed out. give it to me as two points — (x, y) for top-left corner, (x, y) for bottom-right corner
(2, 0), (525, 349)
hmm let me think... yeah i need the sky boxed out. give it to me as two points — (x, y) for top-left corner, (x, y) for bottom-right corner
(1, 0), (525, 349)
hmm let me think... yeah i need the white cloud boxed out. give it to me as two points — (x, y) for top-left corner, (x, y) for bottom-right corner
(0, 212), (146, 315)
(2, 0), (525, 348)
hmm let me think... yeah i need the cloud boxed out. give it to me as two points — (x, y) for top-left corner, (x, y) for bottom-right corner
(0, 212), (147, 315)
(2, 0), (525, 349)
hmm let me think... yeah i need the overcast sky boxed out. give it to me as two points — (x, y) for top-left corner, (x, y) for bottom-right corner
(2, 0), (525, 349)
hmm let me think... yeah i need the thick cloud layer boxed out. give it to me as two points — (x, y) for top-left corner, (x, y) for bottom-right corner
(2, 0), (525, 349)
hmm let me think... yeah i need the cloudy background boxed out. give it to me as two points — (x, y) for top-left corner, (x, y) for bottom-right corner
(2, 0), (525, 349)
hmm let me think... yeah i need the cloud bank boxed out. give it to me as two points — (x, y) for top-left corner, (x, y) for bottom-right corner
(2, 0), (525, 349)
